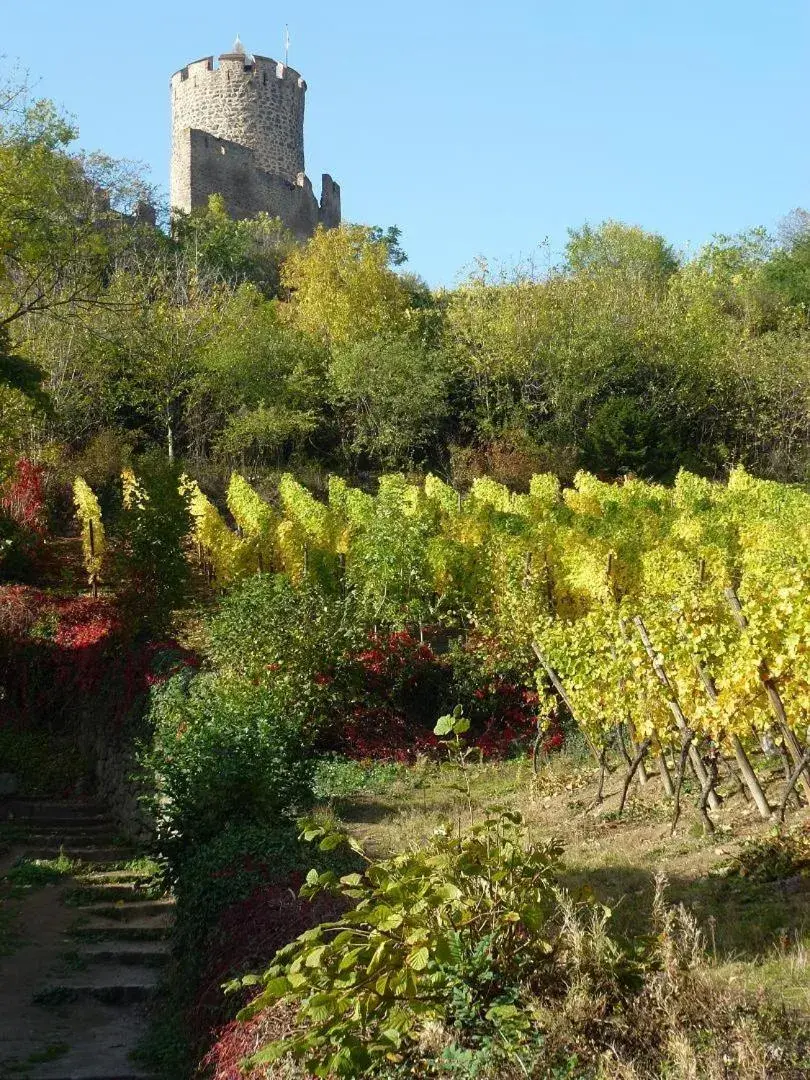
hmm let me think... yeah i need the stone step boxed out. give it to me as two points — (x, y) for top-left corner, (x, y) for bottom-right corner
(76, 899), (175, 923)
(69, 882), (165, 904)
(35, 964), (161, 1006)
(29, 1072), (152, 1080)
(20, 833), (122, 849)
(3, 799), (109, 823)
(30, 1072), (152, 1080)
(20, 821), (120, 836)
(75, 869), (160, 884)
(77, 940), (171, 967)
(25, 1003), (155, 1080)
(9, 819), (116, 835)
(22, 847), (137, 864)
(70, 917), (173, 942)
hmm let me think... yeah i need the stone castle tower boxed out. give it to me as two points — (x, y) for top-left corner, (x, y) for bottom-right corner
(170, 38), (340, 239)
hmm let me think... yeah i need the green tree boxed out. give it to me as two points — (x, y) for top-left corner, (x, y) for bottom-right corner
(188, 286), (329, 467)
(281, 224), (413, 347)
(97, 261), (229, 461)
(0, 327), (47, 474)
(565, 220), (680, 281)
(329, 335), (455, 468)
(0, 98), (152, 332)
(172, 193), (296, 298)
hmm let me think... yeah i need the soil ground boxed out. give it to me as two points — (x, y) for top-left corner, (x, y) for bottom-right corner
(325, 747), (810, 1012)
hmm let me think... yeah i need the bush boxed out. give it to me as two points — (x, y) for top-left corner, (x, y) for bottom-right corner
(718, 822), (810, 883)
(0, 512), (38, 581)
(322, 630), (451, 760)
(137, 820), (359, 1080)
(141, 672), (313, 866)
(117, 453), (191, 630)
(1, 459), (46, 534)
(446, 636), (548, 759)
(207, 574), (362, 686)
(208, 581), (543, 762)
(224, 821), (810, 1080)
(175, 824), (356, 1044)
(0, 727), (91, 796)
(234, 812), (570, 1077)
(0, 458), (47, 581)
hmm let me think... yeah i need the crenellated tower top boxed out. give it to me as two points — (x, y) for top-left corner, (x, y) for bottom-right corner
(169, 38), (340, 237)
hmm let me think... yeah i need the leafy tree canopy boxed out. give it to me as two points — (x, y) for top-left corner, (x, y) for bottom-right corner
(565, 220), (680, 280)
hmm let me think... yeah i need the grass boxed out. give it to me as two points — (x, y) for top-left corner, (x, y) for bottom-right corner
(0, 1043), (70, 1078)
(5, 853), (80, 890)
(322, 747), (810, 1011)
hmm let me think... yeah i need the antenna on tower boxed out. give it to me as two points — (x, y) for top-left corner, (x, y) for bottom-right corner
(284, 24), (291, 66)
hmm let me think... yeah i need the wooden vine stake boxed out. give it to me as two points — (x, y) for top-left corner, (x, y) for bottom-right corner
(618, 737), (652, 815)
(633, 617), (721, 812)
(696, 663), (771, 820)
(88, 519), (98, 599)
(724, 587), (810, 803)
(670, 728), (695, 834)
(779, 748), (810, 822)
(657, 748), (675, 798)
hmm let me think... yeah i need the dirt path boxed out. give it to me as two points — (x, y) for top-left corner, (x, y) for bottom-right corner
(0, 801), (172, 1080)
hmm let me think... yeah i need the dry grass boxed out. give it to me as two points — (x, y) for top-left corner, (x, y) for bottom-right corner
(323, 748), (810, 1013)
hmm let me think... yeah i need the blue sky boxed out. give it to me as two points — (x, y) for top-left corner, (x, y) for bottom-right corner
(3, 1), (809, 286)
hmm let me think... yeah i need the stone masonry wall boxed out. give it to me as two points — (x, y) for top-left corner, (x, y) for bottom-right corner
(170, 50), (341, 236)
(179, 128), (322, 239)
(171, 54), (306, 187)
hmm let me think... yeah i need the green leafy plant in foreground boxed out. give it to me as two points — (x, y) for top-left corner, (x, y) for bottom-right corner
(232, 812), (571, 1077)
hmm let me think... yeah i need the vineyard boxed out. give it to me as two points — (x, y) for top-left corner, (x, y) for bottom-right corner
(74, 466), (810, 833)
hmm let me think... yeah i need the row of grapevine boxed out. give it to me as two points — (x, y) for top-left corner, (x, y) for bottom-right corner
(73, 465), (809, 826)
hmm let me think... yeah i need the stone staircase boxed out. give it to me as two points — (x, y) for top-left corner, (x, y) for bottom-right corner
(0, 800), (173, 1080)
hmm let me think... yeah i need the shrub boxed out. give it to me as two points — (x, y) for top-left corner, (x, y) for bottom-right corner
(1, 459), (46, 534)
(446, 636), (547, 759)
(234, 812), (570, 1077)
(0, 727), (91, 796)
(117, 453), (191, 629)
(178, 825), (355, 1047)
(207, 574), (362, 686)
(717, 822), (810, 883)
(0, 586), (123, 728)
(141, 672), (313, 866)
(206, 585), (545, 764)
(226, 825), (810, 1080)
(322, 630), (450, 760)
(0, 512), (38, 581)
(138, 821), (358, 1080)
(0, 459), (47, 580)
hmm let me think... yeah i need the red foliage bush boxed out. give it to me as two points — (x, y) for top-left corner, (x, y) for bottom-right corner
(315, 630), (549, 763)
(203, 1002), (303, 1080)
(1, 458), (47, 534)
(195, 876), (346, 1075)
(0, 585), (194, 736)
